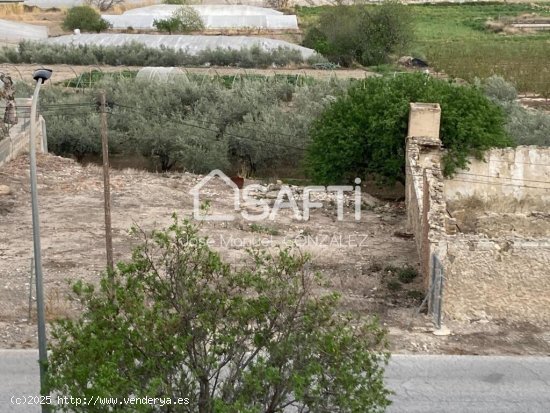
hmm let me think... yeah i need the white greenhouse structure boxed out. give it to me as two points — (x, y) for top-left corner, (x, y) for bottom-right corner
(102, 5), (299, 30)
(45, 34), (316, 59)
(0, 19), (48, 43)
(136, 67), (189, 82)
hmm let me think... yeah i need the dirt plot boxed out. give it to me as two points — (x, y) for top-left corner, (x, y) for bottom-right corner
(1, 154), (549, 355)
(0, 64), (373, 85)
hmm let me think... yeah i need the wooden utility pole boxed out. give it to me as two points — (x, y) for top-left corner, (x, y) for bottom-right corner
(100, 91), (114, 270)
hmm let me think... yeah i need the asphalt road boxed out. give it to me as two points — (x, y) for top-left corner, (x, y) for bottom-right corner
(1, 350), (549, 412)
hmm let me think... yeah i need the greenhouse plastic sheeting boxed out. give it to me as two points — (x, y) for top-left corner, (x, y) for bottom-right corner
(124, 5), (282, 16)
(45, 34), (316, 59)
(136, 67), (189, 82)
(0, 19), (48, 43)
(103, 5), (298, 30)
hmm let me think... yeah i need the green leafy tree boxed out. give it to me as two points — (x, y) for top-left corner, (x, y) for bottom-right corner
(306, 73), (513, 184)
(303, 2), (413, 67)
(46, 216), (390, 412)
(62, 6), (110, 33)
(154, 6), (204, 34)
(153, 17), (183, 34)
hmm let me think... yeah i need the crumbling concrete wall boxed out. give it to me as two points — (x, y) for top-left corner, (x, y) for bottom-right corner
(405, 102), (550, 326)
(442, 237), (550, 324)
(445, 146), (550, 207)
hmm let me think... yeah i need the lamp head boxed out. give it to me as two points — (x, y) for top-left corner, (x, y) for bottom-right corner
(33, 69), (53, 83)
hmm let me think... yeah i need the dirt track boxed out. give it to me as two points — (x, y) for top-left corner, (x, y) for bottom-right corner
(0, 64), (373, 84)
(1, 154), (549, 355)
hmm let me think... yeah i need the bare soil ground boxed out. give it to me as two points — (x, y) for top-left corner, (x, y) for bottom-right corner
(1, 154), (549, 355)
(0, 6), (65, 37)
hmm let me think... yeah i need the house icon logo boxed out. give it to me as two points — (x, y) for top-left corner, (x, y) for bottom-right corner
(189, 169), (240, 221)
(190, 170), (363, 222)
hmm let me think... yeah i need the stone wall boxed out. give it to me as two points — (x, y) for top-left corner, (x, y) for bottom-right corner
(442, 237), (550, 324)
(405, 102), (550, 326)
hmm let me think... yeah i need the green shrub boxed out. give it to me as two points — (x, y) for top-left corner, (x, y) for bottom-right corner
(153, 17), (182, 34)
(479, 76), (550, 147)
(478, 75), (517, 103)
(306, 73), (513, 185)
(47, 216), (391, 412)
(397, 266), (418, 284)
(154, 6), (204, 33)
(303, 1), (413, 67)
(173, 5), (204, 31)
(504, 104), (550, 147)
(249, 223), (280, 235)
(62, 6), (110, 33)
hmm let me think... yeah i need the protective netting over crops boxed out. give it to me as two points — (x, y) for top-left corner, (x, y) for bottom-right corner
(136, 67), (189, 82)
(102, 5), (299, 30)
(0, 19), (48, 43)
(45, 34), (316, 59)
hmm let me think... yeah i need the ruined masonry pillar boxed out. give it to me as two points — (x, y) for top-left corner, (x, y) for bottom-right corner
(407, 102), (441, 145)
(405, 103), (442, 272)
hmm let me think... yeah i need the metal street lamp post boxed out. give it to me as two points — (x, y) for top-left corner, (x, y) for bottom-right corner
(29, 68), (52, 413)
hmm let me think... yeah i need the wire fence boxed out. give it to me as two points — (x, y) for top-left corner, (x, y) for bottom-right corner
(3, 99), (550, 190)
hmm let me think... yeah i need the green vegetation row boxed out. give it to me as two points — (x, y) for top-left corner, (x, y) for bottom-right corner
(0, 41), (325, 68)
(32, 75), (349, 176)
(61, 70), (323, 89)
(22, 73), (549, 184)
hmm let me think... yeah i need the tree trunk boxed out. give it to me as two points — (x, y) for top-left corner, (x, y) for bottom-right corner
(198, 377), (210, 413)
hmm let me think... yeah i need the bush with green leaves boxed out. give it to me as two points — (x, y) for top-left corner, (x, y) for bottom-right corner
(503, 104), (550, 147)
(153, 16), (182, 34)
(303, 1), (413, 67)
(154, 6), (204, 33)
(47, 216), (390, 413)
(0, 41), (319, 68)
(479, 75), (550, 147)
(306, 73), (513, 185)
(62, 6), (110, 33)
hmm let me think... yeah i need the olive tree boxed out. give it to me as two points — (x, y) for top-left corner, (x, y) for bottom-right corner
(303, 1), (413, 67)
(47, 216), (390, 413)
